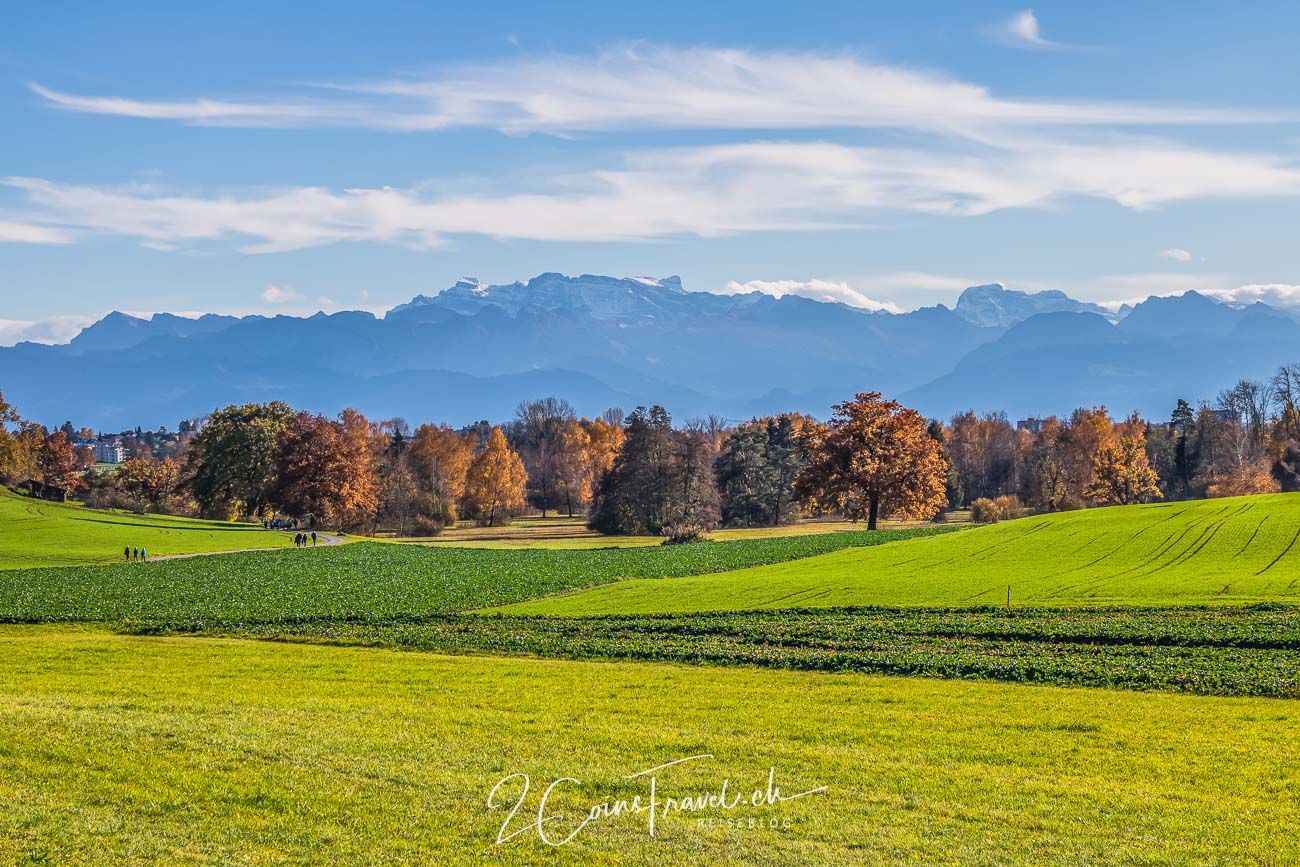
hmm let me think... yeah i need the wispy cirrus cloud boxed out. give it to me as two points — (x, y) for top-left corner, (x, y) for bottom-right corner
(28, 45), (1293, 137)
(0, 219), (72, 244)
(7, 134), (1300, 253)
(1160, 247), (1194, 262)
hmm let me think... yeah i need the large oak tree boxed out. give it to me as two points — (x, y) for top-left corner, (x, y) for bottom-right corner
(795, 392), (948, 530)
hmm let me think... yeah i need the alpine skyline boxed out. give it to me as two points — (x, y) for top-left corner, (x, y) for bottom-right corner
(5, 2), (1300, 342)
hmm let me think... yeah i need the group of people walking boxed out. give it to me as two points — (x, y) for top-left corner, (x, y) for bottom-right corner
(124, 546), (148, 562)
(294, 532), (318, 548)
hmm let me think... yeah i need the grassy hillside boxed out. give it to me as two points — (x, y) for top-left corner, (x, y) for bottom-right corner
(1, 626), (1295, 864)
(0, 527), (952, 622)
(0, 487), (296, 569)
(498, 493), (1300, 615)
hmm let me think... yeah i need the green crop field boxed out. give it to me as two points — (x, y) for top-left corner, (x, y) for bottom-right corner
(0, 527), (951, 623)
(499, 493), (1300, 615)
(0, 626), (1295, 865)
(0, 487), (297, 569)
(175, 604), (1300, 697)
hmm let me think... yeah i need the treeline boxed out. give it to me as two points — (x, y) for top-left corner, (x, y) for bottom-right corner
(2, 364), (1299, 536)
(940, 367), (1300, 515)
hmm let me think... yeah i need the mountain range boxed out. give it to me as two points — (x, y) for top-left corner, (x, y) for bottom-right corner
(3, 272), (1299, 430)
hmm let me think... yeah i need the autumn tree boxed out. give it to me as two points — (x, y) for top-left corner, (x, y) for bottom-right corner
(1022, 417), (1072, 511)
(555, 418), (593, 517)
(38, 430), (86, 500)
(1084, 413), (1163, 505)
(794, 392), (947, 530)
(0, 387), (21, 481)
(118, 456), (182, 512)
(581, 417), (625, 500)
(945, 411), (1020, 505)
(269, 409), (380, 531)
(407, 423), (474, 532)
(462, 427), (528, 527)
(186, 402), (294, 519)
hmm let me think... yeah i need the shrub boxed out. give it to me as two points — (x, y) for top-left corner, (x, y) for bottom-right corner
(661, 523), (712, 545)
(971, 495), (1023, 523)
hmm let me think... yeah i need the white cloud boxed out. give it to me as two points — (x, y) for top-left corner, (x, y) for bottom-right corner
(999, 10), (1063, 49)
(8, 135), (1300, 252)
(261, 284), (304, 303)
(28, 46), (1291, 137)
(717, 279), (905, 312)
(0, 314), (96, 346)
(0, 220), (71, 244)
(1202, 283), (1300, 310)
(1160, 247), (1193, 261)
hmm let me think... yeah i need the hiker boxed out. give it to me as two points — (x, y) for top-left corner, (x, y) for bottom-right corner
(132, 547), (138, 562)
(124, 546), (130, 562)
(311, 531), (318, 546)
(141, 547), (147, 562)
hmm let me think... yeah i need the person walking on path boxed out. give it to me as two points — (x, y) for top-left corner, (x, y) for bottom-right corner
(311, 531), (317, 546)
(132, 547), (138, 562)
(124, 546), (130, 562)
(141, 547), (147, 562)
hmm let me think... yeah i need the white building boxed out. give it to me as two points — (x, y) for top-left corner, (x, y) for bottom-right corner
(94, 440), (126, 463)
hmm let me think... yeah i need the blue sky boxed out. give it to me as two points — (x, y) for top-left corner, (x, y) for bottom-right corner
(5, 1), (1300, 342)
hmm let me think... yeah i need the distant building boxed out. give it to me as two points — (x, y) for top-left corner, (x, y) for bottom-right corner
(94, 440), (126, 463)
(1016, 417), (1045, 434)
(178, 418), (204, 444)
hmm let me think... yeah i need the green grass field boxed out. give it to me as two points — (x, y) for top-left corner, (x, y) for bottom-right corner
(0, 527), (951, 623)
(499, 493), (1300, 615)
(1, 626), (1295, 865)
(0, 487), (297, 569)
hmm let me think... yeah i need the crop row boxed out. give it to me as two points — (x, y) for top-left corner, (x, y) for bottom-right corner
(130, 605), (1300, 698)
(0, 527), (954, 622)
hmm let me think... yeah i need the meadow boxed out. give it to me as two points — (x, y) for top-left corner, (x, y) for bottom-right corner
(0, 626), (1295, 865)
(0, 487), (296, 569)
(0, 527), (952, 623)
(499, 492), (1300, 615)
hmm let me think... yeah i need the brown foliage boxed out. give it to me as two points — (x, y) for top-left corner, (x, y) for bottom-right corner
(795, 392), (948, 530)
(271, 409), (379, 531)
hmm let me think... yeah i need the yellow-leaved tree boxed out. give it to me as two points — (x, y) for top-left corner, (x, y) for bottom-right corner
(462, 427), (528, 527)
(1084, 412), (1163, 506)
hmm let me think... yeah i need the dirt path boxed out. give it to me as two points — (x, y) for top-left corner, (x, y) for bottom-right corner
(148, 533), (345, 562)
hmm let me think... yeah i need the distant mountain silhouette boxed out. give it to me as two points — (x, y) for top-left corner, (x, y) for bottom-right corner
(3, 276), (1298, 429)
(952, 283), (1114, 328)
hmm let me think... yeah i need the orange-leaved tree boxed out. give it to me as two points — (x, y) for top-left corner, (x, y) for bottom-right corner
(462, 426), (528, 527)
(271, 409), (379, 531)
(794, 392), (948, 530)
(39, 430), (87, 499)
(1084, 412), (1163, 506)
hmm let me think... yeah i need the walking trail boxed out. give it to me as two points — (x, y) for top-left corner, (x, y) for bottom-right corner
(149, 533), (346, 562)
